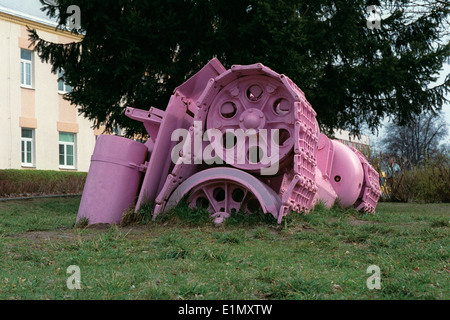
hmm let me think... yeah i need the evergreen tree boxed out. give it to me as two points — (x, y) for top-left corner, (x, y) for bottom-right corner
(29, 0), (450, 137)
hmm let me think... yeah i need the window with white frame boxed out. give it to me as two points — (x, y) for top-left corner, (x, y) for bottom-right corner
(58, 69), (72, 93)
(59, 132), (76, 169)
(20, 49), (33, 87)
(21, 128), (34, 166)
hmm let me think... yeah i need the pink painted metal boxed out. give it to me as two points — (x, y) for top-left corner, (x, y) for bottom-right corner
(165, 167), (281, 225)
(328, 140), (364, 207)
(348, 146), (382, 213)
(313, 133), (337, 207)
(134, 58), (226, 214)
(313, 133), (364, 208)
(77, 58), (381, 226)
(76, 135), (148, 224)
(204, 70), (296, 172)
(187, 62), (320, 224)
(313, 167), (338, 208)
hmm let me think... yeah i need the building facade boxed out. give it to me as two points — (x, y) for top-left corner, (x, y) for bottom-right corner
(0, 4), (101, 172)
(333, 129), (371, 154)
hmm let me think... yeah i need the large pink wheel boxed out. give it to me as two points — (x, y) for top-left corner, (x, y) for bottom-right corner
(205, 74), (296, 173)
(165, 168), (282, 224)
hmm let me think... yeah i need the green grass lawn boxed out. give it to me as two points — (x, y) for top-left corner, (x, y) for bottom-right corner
(0, 197), (448, 300)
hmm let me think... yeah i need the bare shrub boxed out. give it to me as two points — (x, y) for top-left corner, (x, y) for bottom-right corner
(377, 149), (450, 203)
(0, 170), (87, 197)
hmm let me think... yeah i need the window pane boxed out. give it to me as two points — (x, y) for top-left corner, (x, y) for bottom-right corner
(66, 154), (74, 166)
(65, 84), (72, 92)
(59, 132), (74, 142)
(26, 63), (31, 85)
(21, 49), (32, 61)
(66, 144), (74, 157)
(21, 128), (32, 138)
(26, 141), (32, 163)
(66, 145), (74, 166)
(59, 144), (65, 165)
(21, 61), (24, 84)
(21, 140), (25, 163)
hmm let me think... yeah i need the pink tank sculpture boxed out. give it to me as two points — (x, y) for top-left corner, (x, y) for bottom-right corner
(76, 58), (381, 225)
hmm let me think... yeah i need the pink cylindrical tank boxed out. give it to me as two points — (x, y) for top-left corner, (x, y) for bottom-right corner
(329, 140), (364, 207)
(76, 135), (147, 224)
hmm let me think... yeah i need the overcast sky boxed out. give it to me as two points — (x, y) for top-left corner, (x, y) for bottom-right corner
(0, 0), (55, 22)
(1, 0), (449, 144)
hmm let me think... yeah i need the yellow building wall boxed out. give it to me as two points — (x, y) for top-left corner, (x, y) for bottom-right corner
(0, 13), (98, 172)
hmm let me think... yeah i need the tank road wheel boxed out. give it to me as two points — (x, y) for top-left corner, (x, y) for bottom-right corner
(165, 168), (282, 224)
(205, 74), (297, 173)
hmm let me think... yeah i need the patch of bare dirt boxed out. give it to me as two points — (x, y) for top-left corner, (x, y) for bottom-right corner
(9, 224), (152, 242)
(348, 216), (373, 226)
(85, 223), (111, 229)
(10, 229), (76, 241)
